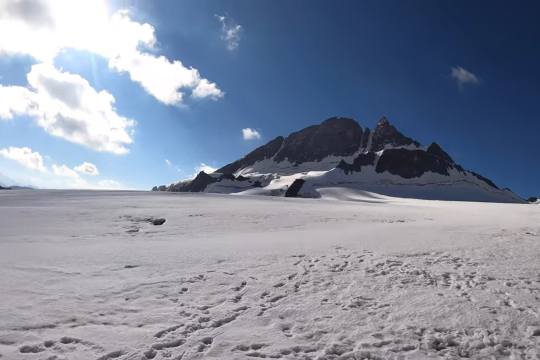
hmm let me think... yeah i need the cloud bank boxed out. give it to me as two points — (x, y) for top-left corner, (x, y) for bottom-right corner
(0, 64), (135, 154)
(0, 145), (122, 189)
(0, 0), (223, 105)
(0, 146), (45, 172)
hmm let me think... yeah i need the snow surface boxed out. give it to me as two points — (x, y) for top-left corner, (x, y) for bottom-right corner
(0, 189), (539, 359)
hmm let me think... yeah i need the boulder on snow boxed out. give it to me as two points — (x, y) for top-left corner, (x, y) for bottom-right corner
(285, 179), (306, 197)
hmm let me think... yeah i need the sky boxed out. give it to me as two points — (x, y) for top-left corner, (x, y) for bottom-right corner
(0, 0), (539, 197)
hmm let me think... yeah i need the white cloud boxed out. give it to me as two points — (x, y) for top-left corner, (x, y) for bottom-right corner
(165, 159), (172, 166)
(0, 0), (223, 105)
(191, 78), (224, 100)
(0, 64), (135, 154)
(52, 164), (78, 178)
(196, 163), (217, 174)
(216, 15), (242, 51)
(451, 66), (479, 88)
(74, 162), (99, 176)
(242, 128), (261, 140)
(0, 146), (45, 171)
(0, 85), (35, 119)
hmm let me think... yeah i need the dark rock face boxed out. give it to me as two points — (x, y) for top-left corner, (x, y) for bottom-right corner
(274, 117), (364, 164)
(171, 171), (218, 192)
(427, 142), (454, 164)
(375, 148), (452, 178)
(154, 172), (257, 193)
(217, 136), (284, 175)
(285, 179), (306, 197)
(470, 171), (499, 189)
(337, 152), (376, 174)
(370, 117), (420, 152)
(528, 196), (538, 203)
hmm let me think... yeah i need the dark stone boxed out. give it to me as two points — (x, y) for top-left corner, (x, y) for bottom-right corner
(427, 142), (454, 163)
(285, 179), (306, 197)
(274, 117), (363, 164)
(151, 218), (166, 226)
(252, 181), (262, 187)
(370, 117), (420, 152)
(217, 136), (284, 175)
(470, 171), (499, 189)
(375, 148), (451, 178)
(528, 196), (538, 203)
(337, 152), (377, 174)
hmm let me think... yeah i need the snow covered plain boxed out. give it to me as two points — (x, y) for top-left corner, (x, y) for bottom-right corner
(0, 190), (539, 359)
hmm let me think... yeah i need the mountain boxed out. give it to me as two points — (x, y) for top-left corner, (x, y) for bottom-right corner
(153, 117), (524, 203)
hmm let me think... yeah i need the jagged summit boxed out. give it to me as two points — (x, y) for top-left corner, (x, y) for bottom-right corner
(370, 116), (420, 152)
(217, 116), (420, 175)
(153, 116), (523, 203)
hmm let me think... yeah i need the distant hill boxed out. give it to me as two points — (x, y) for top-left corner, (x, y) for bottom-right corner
(154, 116), (523, 203)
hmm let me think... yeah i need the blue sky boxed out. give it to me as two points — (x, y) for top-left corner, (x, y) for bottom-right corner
(0, 0), (539, 197)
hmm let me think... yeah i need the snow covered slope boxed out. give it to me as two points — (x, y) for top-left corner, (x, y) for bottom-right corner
(0, 190), (539, 359)
(154, 117), (523, 203)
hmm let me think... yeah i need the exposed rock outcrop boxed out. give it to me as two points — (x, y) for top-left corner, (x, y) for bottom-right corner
(285, 179), (306, 197)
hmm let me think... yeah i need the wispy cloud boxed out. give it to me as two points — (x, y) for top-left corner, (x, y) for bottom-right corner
(451, 66), (479, 88)
(216, 15), (242, 51)
(242, 128), (261, 140)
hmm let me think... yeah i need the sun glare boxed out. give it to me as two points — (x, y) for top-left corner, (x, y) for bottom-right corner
(50, 0), (110, 54)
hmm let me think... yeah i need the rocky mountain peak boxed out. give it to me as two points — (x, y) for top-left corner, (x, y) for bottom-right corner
(376, 116), (390, 127)
(427, 142), (454, 164)
(153, 115), (521, 203)
(273, 117), (363, 164)
(370, 117), (420, 152)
